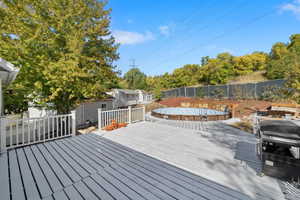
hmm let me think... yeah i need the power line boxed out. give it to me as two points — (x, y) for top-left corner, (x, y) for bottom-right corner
(143, 0), (249, 64)
(151, 1), (290, 68)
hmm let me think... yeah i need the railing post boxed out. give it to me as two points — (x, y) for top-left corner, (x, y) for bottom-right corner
(128, 106), (132, 124)
(0, 117), (7, 153)
(143, 105), (146, 121)
(98, 108), (102, 129)
(71, 111), (76, 136)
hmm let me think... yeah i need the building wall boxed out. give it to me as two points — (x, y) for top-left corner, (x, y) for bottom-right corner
(75, 100), (113, 128)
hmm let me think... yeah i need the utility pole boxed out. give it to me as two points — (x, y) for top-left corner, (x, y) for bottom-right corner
(129, 59), (138, 68)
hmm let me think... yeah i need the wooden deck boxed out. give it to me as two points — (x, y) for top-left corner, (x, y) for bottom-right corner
(0, 134), (253, 200)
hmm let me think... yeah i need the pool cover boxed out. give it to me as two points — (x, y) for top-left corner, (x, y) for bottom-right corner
(152, 107), (228, 116)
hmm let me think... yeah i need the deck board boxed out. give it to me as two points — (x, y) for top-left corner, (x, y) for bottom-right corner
(9, 150), (26, 200)
(49, 142), (90, 178)
(43, 142), (81, 182)
(64, 185), (84, 200)
(0, 152), (10, 200)
(37, 144), (73, 187)
(83, 177), (115, 200)
(0, 133), (255, 200)
(16, 148), (40, 200)
(87, 134), (245, 200)
(95, 135), (252, 200)
(23, 146), (52, 198)
(30, 145), (63, 193)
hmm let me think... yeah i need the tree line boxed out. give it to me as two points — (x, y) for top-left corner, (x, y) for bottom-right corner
(1, 0), (299, 114)
(123, 34), (300, 100)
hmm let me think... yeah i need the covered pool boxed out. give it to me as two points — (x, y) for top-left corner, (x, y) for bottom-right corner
(151, 107), (230, 121)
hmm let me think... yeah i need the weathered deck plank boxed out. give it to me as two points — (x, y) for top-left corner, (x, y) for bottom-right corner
(83, 177), (114, 200)
(43, 142), (81, 182)
(23, 146), (52, 198)
(64, 185), (84, 200)
(30, 145), (63, 193)
(74, 180), (99, 200)
(87, 134), (247, 200)
(0, 152), (10, 200)
(37, 144), (72, 187)
(0, 133), (255, 200)
(9, 150), (26, 200)
(94, 134), (253, 200)
(16, 148), (40, 200)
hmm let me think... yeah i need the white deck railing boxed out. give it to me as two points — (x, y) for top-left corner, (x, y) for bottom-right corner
(0, 111), (76, 153)
(98, 106), (145, 129)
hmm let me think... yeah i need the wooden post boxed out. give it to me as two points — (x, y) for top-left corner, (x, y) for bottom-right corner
(71, 111), (76, 136)
(128, 106), (132, 124)
(143, 105), (146, 121)
(0, 117), (7, 153)
(98, 108), (102, 129)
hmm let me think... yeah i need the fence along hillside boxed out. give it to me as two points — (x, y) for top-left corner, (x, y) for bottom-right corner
(162, 79), (286, 99)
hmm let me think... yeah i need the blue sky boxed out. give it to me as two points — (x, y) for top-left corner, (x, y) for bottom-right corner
(107, 0), (300, 76)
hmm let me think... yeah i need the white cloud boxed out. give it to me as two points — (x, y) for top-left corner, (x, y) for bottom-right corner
(280, 0), (300, 20)
(159, 25), (170, 36)
(113, 30), (155, 45)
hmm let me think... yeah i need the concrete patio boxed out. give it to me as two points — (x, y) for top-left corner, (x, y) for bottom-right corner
(97, 121), (285, 200)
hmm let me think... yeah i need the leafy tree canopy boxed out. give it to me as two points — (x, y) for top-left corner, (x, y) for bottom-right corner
(124, 68), (148, 90)
(0, 0), (119, 113)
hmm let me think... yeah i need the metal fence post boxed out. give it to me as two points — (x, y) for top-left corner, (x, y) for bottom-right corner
(0, 117), (7, 153)
(184, 87), (187, 97)
(227, 84), (229, 99)
(71, 111), (76, 136)
(208, 85), (210, 98)
(254, 82), (257, 100)
(98, 108), (102, 129)
(128, 106), (132, 123)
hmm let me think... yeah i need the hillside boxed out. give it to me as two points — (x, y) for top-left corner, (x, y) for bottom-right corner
(228, 71), (268, 84)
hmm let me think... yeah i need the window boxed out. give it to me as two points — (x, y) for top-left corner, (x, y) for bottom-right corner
(101, 104), (107, 109)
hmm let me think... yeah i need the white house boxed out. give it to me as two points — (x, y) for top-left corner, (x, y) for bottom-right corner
(0, 58), (19, 115)
(108, 89), (153, 108)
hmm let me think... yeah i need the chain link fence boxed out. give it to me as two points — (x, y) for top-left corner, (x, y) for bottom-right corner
(162, 79), (286, 100)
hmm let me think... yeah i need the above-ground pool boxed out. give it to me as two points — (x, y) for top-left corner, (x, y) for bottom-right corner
(151, 107), (230, 121)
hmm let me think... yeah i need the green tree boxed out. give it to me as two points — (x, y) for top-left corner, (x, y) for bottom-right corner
(124, 68), (148, 90)
(171, 64), (201, 87)
(0, 0), (119, 113)
(266, 42), (289, 79)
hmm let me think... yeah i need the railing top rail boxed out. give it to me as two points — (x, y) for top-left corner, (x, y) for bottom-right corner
(101, 108), (129, 113)
(4, 114), (72, 122)
(132, 107), (143, 111)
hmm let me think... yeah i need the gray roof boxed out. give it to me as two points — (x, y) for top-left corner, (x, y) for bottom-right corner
(115, 89), (139, 95)
(0, 133), (253, 200)
(0, 58), (19, 85)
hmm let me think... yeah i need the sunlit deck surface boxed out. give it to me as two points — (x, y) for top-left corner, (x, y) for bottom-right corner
(0, 133), (254, 200)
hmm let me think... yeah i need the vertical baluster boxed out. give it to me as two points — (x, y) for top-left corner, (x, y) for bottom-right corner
(22, 118), (24, 145)
(56, 116), (58, 138)
(52, 117), (54, 139)
(38, 119), (41, 142)
(27, 118), (30, 144)
(64, 116), (66, 136)
(16, 119), (19, 146)
(10, 121), (13, 147)
(47, 117), (50, 140)
(34, 119), (37, 143)
(43, 118), (46, 142)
